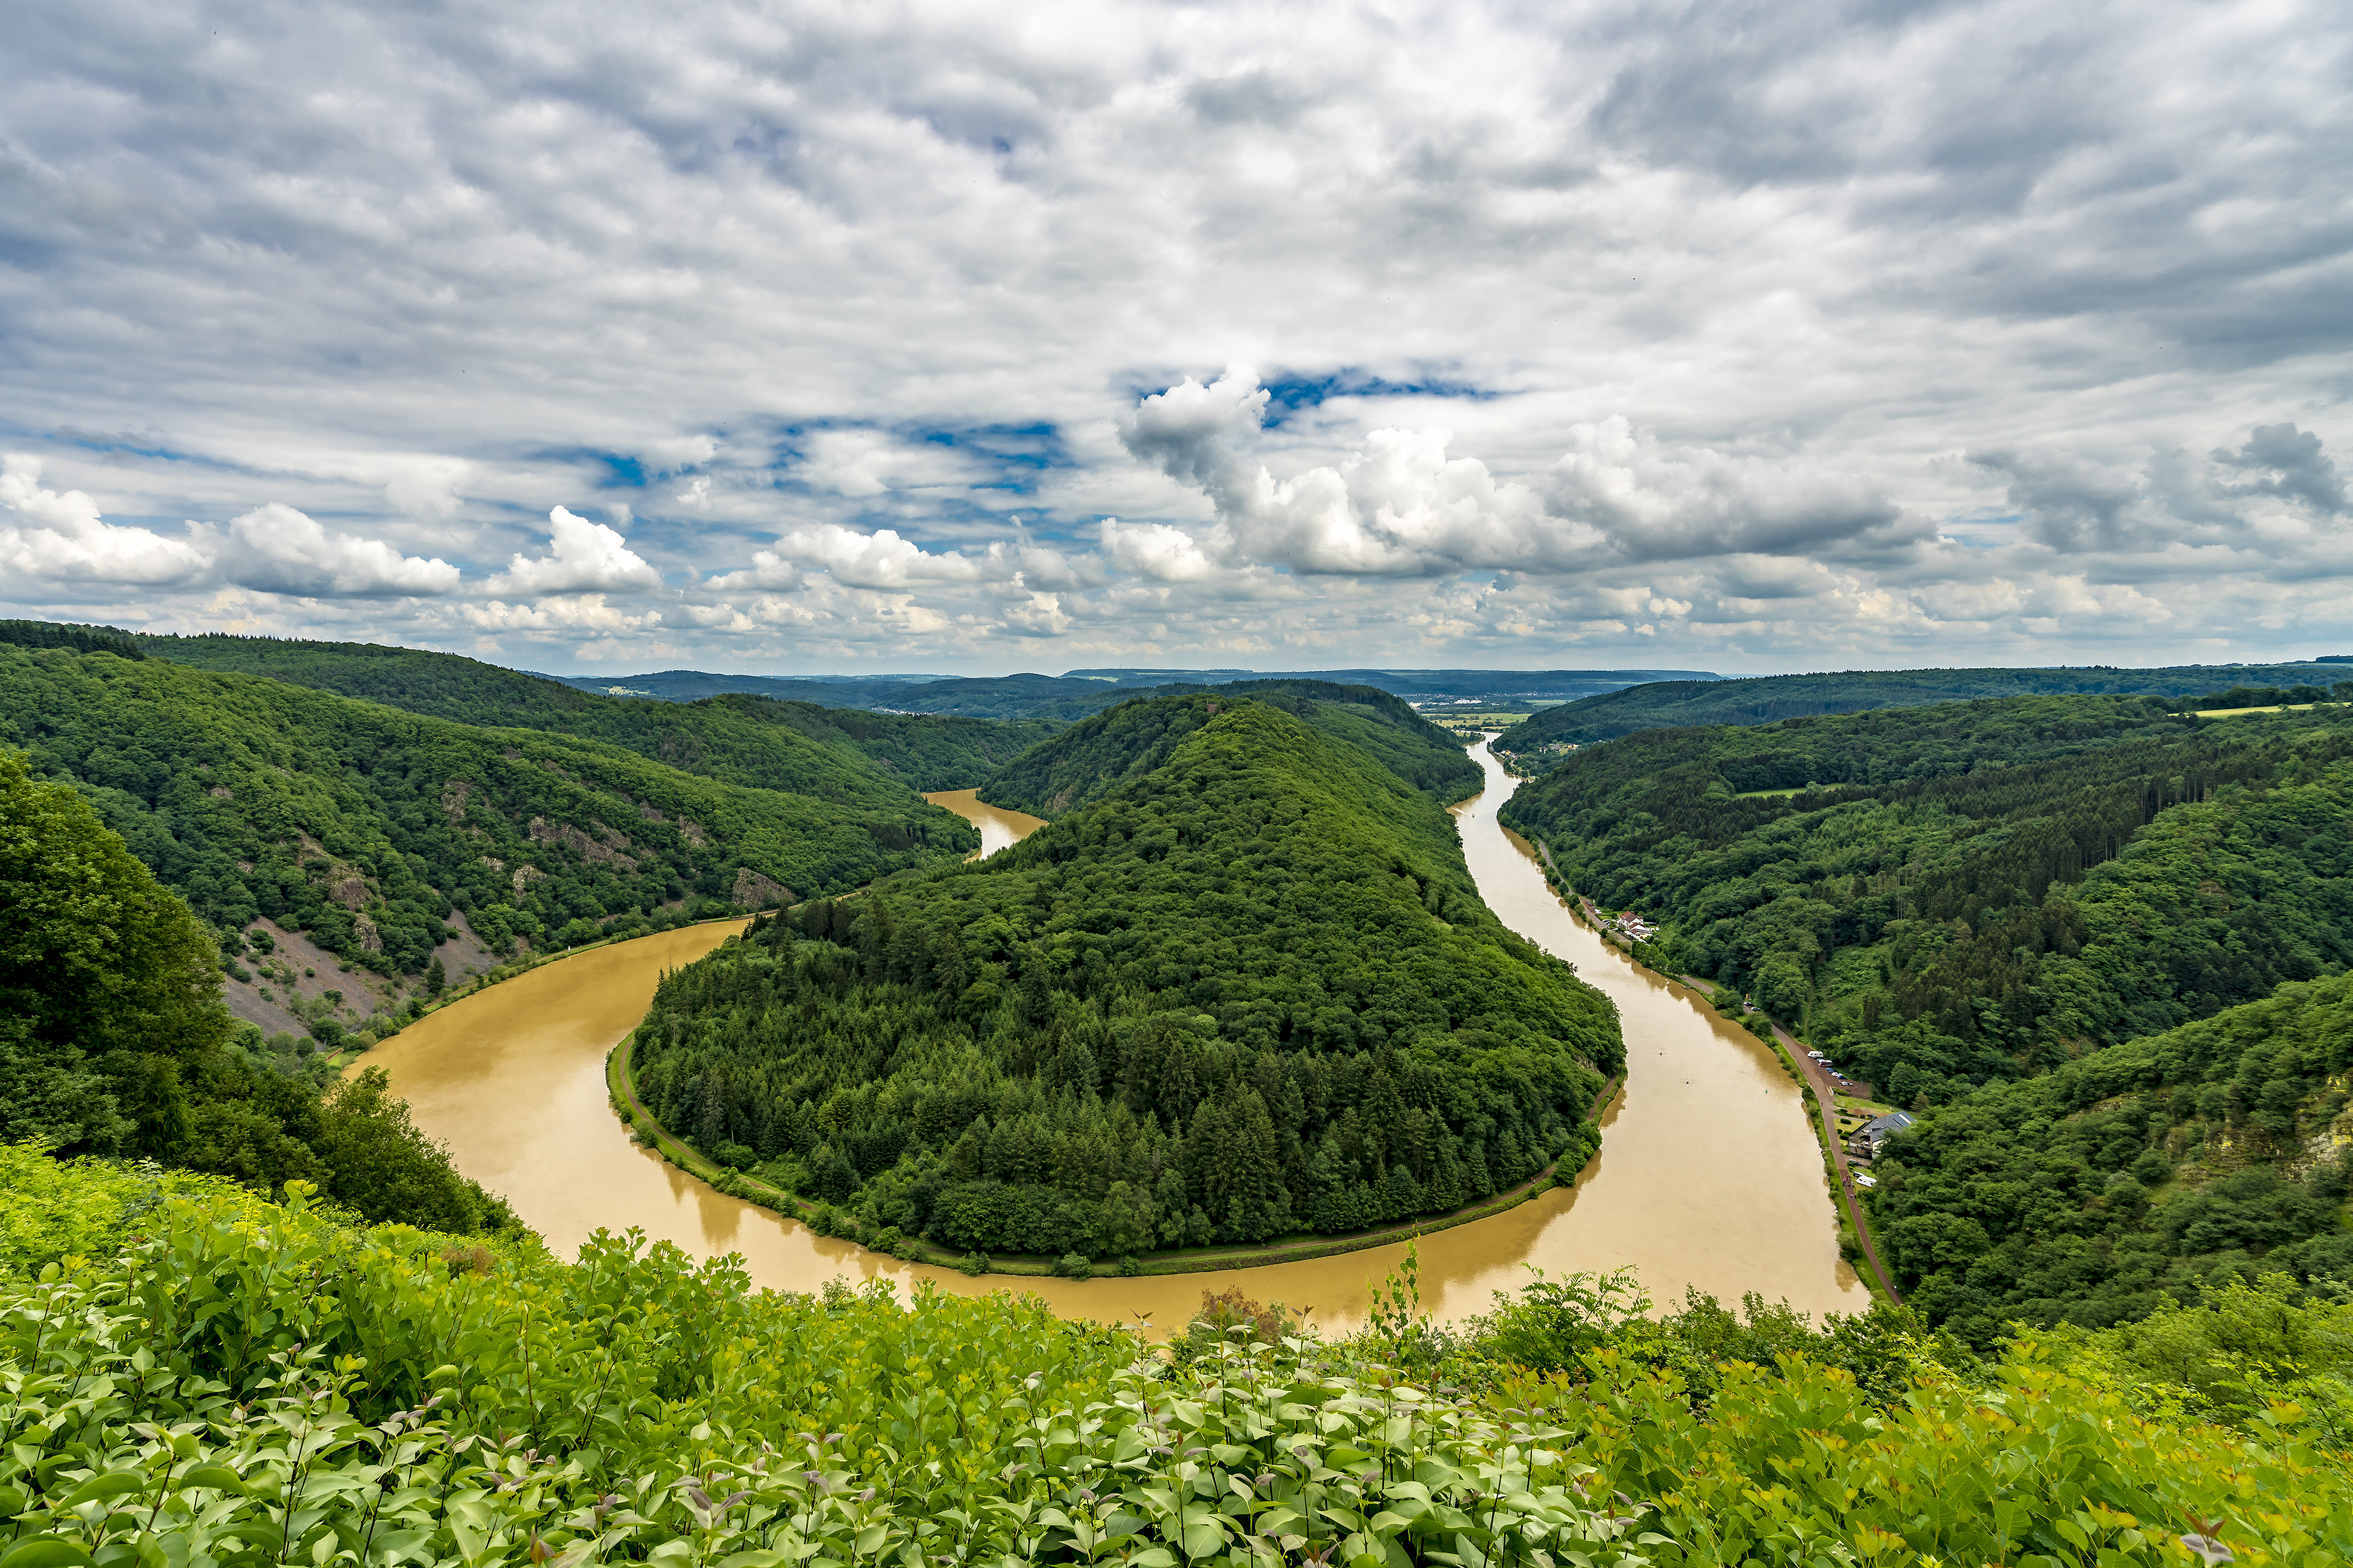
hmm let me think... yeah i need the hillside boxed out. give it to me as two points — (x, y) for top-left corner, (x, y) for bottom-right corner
(631, 700), (1618, 1261)
(1873, 970), (2353, 1345)
(0, 643), (975, 984)
(1, 758), (517, 1227)
(1499, 695), (2353, 1102)
(978, 681), (1479, 817)
(131, 630), (1046, 796)
(1499, 662), (2353, 749)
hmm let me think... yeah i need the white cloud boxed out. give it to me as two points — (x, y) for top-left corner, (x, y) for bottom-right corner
(1100, 519), (1221, 582)
(1119, 374), (1910, 577)
(485, 508), (662, 595)
(4, 0), (2351, 670)
(0, 456), (208, 588)
(208, 503), (460, 597)
(462, 595), (663, 632)
(381, 457), (471, 522)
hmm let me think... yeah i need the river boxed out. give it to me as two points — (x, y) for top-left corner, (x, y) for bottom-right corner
(355, 740), (1864, 1330)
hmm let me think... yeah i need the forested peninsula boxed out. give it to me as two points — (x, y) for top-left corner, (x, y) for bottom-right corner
(979, 679), (1479, 818)
(631, 696), (1618, 1263)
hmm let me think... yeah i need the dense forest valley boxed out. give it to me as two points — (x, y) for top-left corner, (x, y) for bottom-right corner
(6, 616), (2353, 1564)
(630, 695), (1612, 1262)
(1502, 692), (2353, 1342)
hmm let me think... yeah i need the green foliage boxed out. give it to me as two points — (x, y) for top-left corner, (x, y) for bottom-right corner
(0, 618), (144, 660)
(6, 1154), (2349, 1568)
(1501, 661), (2353, 748)
(140, 630), (1057, 795)
(635, 699), (1615, 1259)
(0, 643), (971, 976)
(1, 750), (233, 1153)
(0, 1142), (252, 1278)
(1502, 697), (2353, 1102)
(981, 681), (1478, 818)
(1871, 971), (2353, 1343)
(2044, 1273), (2353, 1447)
(0, 751), (516, 1231)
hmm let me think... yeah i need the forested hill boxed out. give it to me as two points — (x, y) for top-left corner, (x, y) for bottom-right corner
(1499, 695), (2353, 1106)
(1499, 662), (2353, 749)
(978, 682), (1478, 818)
(129, 630), (1054, 795)
(1872, 969), (2353, 1344)
(0, 643), (974, 978)
(632, 700), (1618, 1262)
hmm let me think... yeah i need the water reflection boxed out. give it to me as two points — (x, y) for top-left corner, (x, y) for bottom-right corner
(358, 745), (1862, 1331)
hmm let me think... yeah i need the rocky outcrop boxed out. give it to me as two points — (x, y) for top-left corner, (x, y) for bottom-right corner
(526, 816), (638, 870)
(732, 868), (792, 909)
(441, 780), (476, 822)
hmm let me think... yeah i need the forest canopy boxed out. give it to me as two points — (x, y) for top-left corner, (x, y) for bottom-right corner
(631, 698), (1617, 1261)
(0, 749), (515, 1230)
(135, 631), (1056, 797)
(0, 643), (975, 978)
(1871, 969), (2353, 1344)
(979, 680), (1479, 818)
(1499, 662), (2353, 748)
(1501, 695), (2353, 1106)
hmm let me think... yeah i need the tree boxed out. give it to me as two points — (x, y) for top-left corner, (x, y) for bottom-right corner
(0, 750), (231, 1152)
(425, 956), (446, 996)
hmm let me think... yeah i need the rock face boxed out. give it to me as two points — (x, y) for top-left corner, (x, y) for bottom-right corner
(731, 868), (792, 909)
(526, 816), (638, 870)
(328, 874), (368, 911)
(441, 780), (475, 822)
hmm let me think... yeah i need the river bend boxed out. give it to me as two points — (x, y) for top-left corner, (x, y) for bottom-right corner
(355, 742), (1864, 1329)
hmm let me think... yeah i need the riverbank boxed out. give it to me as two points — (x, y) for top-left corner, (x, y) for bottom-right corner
(347, 912), (751, 1067)
(1525, 839), (1902, 1302)
(606, 1029), (1622, 1277)
(359, 739), (1864, 1329)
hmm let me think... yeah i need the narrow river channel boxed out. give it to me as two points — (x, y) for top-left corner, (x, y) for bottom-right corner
(356, 740), (1864, 1331)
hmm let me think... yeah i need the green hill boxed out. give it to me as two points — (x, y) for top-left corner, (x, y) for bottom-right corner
(0, 643), (975, 978)
(1873, 970), (2353, 1344)
(978, 681), (1478, 818)
(631, 699), (1616, 1260)
(1499, 662), (2353, 750)
(1501, 696), (2353, 1102)
(129, 630), (1050, 795)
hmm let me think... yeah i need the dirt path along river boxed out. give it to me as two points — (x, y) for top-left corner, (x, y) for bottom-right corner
(356, 741), (1864, 1330)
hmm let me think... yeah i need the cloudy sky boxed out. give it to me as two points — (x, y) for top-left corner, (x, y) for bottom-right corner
(3, 0), (2348, 676)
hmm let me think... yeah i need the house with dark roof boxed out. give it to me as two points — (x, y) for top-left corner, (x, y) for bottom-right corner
(1847, 1110), (1914, 1165)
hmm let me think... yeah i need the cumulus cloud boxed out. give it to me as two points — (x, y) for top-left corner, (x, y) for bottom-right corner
(1100, 519), (1222, 582)
(5, 0), (2352, 669)
(0, 456), (208, 588)
(1119, 373), (1911, 576)
(206, 503), (460, 597)
(486, 508), (662, 595)
(1545, 418), (1921, 563)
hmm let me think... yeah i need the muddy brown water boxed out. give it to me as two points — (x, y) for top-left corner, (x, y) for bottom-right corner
(356, 742), (1864, 1332)
(921, 789), (1046, 859)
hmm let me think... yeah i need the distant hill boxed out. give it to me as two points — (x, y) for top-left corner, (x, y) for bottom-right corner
(130, 633), (1048, 793)
(978, 682), (1479, 818)
(542, 665), (1723, 717)
(1498, 662), (2353, 751)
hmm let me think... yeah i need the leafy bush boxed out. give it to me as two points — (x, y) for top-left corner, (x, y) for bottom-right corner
(2, 1159), (2349, 1568)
